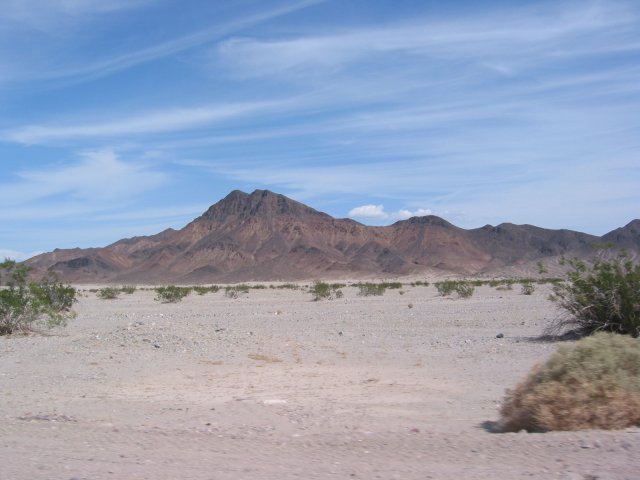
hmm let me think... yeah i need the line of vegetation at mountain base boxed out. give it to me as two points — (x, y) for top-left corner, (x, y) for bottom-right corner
(434, 280), (475, 298)
(120, 285), (136, 294)
(154, 285), (192, 303)
(0, 260), (77, 335)
(192, 285), (220, 295)
(97, 287), (120, 300)
(353, 281), (402, 296)
(310, 281), (345, 301)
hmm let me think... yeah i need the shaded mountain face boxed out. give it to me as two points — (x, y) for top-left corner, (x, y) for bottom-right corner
(25, 190), (639, 283)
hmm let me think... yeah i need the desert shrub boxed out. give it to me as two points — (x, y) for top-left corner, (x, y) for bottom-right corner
(310, 281), (344, 301)
(193, 285), (219, 295)
(224, 284), (249, 298)
(499, 332), (640, 432)
(310, 281), (331, 300)
(435, 280), (475, 298)
(0, 261), (76, 335)
(548, 255), (640, 337)
(120, 285), (136, 294)
(356, 283), (386, 296)
(435, 280), (457, 296)
(410, 280), (430, 287)
(521, 282), (535, 295)
(456, 282), (475, 298)
(97, 287), (120, 299)
(155, 285), (191, 303)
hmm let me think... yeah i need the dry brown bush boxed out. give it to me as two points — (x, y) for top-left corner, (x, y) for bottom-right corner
(500, 332), (640, 432)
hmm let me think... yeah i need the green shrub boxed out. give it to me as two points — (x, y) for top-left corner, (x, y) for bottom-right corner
(310, 281), (344, 301)
(0, 261), (76, 335)
(97, 287), (120, 299)
(120, 285), (136, 294)
(521, 282), (535, 295)
(193, 285), (219, 295)
(435, 280), (475, 298)
(356, 283), (386, 296)
(224, 289), (238, 299)
(155, 285), (191, 303)
(500, 332), (640, 432)
(224, 284), (249, 298)
(548, 255), (640, 337)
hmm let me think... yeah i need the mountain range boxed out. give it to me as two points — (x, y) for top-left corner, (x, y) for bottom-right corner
(25, 189), (640, 283)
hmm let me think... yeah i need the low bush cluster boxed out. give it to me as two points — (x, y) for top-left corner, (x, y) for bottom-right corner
(434, 280), (475, 298)
(154, 285), (191, 303)
(548, 255), (640, 337)
(225, 284), (250, 298)
(520, 282), (535, 295)
(310, 281), (344, 301)
(356, 283), (387, 296)
(193, 285), (220, 295)
(500, 332), (640, 432)
(97, 287), (120, 299)
(0, 261), (76, 335)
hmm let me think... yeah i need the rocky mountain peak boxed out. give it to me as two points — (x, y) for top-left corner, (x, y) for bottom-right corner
(198, 189), (325, 223)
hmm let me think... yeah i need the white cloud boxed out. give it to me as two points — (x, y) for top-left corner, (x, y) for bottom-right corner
(349, 204), (433, 222)
(348, 204), (387, 219)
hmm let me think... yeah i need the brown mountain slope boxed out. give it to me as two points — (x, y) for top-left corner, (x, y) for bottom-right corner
(25, 189), (639, 283)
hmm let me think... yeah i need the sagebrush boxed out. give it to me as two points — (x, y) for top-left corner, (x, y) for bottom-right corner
(548, 254), (640, 337)
(310, 281), (344, 301)
(435, 280), (474, 298)
(500, 332), (640, 432)
(97, 287), (120, 299)
(0, 261), (76, 335)
(154, 285), (191, 303)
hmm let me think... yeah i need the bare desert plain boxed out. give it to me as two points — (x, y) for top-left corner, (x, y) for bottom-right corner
(1, 282), (638, 480)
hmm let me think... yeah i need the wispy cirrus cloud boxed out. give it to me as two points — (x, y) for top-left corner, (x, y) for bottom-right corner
(0, 0), (155, 30)
(2, 100), (286, 144)
(0, 0), (325, 86)
(216, 1), (638, 78)
(0, 149), (166, 206)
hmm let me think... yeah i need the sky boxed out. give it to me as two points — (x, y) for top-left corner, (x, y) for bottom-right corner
(1, 0), (639, 260)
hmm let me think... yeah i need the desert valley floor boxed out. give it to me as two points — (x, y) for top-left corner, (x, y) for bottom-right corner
(1, 283), (638, 480)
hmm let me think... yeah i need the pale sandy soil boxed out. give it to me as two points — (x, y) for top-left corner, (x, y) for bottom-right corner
(1, 284), (638, 480)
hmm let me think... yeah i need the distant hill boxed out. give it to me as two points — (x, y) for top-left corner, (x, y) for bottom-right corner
(25, 189), (639, 283)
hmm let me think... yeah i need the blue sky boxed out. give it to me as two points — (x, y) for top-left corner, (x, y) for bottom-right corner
(1, 0), (639, 260)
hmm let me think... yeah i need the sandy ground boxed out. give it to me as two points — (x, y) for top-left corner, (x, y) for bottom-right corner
(1, 283), (638, 480)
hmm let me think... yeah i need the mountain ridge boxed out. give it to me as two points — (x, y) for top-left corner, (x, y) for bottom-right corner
(24, 189), (639, 283)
